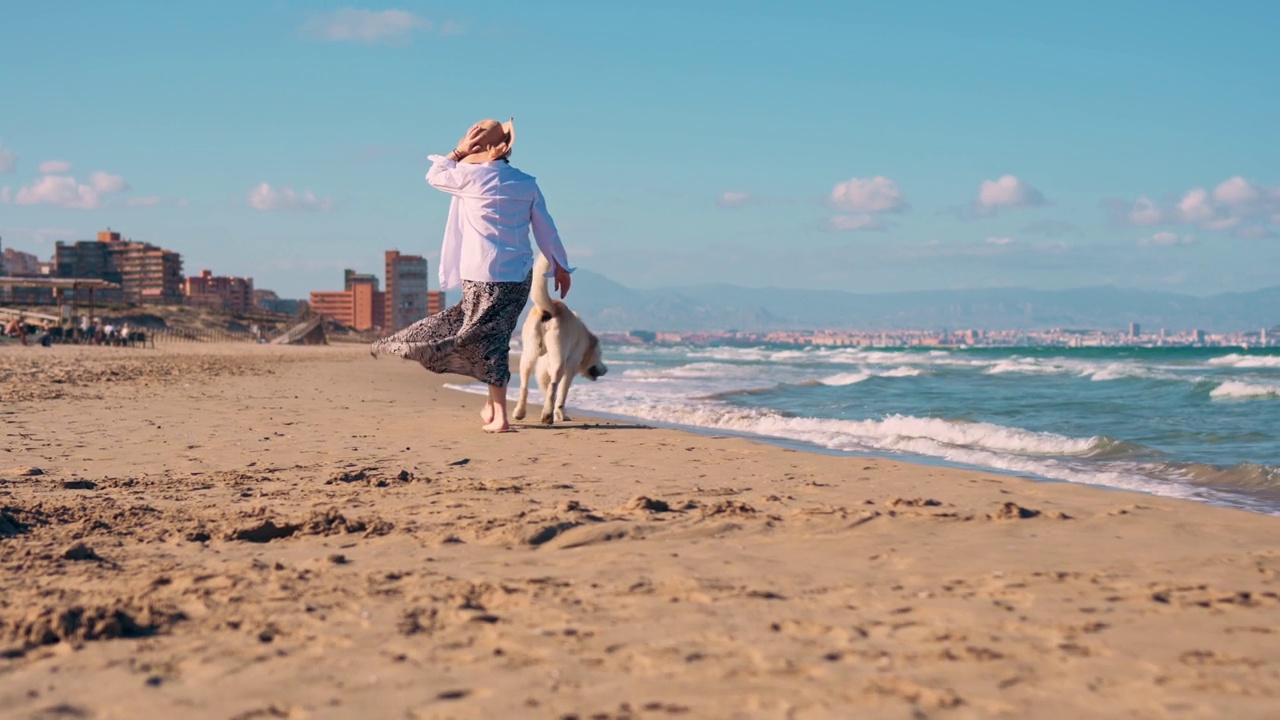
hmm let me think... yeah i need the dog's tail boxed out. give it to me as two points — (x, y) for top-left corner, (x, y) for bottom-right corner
(531, 253), (555, 319)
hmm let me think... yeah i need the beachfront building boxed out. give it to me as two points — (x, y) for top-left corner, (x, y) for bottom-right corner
(110, 234), (184, 305)
(384, 250), (433, 332)
(185, 269), (255, 314)
(1, 241), (56, 304)
(345, 269), (380, 292)
(54, 230), (183, 305)
(2, 246), (47, 277)
(427, 289), (445, 317)
(54, 237), (124, 304)
(309, 268), (386, 331)
(307, 253), (443, 333)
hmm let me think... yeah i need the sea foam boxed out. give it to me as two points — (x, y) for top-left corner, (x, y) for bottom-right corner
(1208, 354), (1280, 369)
(1210, 381), (1280, 400)
(880, 366), (924, 378)
(984, 358), (1065, 375)
(819, 372), (871, 386)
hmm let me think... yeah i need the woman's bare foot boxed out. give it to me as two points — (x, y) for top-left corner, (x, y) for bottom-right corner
(482, 383), (511, 432)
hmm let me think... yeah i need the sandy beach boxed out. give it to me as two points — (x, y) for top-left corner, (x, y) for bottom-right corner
(2, 342), (1278, 719)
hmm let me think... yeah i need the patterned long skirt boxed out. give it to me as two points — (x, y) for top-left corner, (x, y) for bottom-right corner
(370, 273), (532, 387)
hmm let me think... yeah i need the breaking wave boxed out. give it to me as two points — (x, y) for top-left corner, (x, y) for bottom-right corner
(1210, 381), (1280, 400)
(818, 372), (870, 386)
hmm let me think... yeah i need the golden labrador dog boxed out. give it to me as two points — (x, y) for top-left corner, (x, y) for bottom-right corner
(512, 254), (608, 425)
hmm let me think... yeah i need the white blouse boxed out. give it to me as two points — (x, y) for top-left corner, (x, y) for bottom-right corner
(425, 155), (574, 290)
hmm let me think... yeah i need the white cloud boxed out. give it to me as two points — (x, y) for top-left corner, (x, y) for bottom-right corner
(127, 195), (162, 207)
(0, 143), (16, 173)
(13, 175), (102, 209)
(0, 158), (130, 209)
(985, 236), (1014, 245)
(89, 171), (129, 194)
(716, 191), (751, 208)
(828, 214), (886, 231)
(39, 160), (71, 174)
(248, 182), (334, 211)
(1112, 176), (1280, 234)
(975, 175), (1046, 212)
(1212, 176), (1262, 207)
(1175, 188), (1213, 223)
(301, 9), (434, 44)
(829, 176), (907, 213)
(1138, 231), (1195, 247)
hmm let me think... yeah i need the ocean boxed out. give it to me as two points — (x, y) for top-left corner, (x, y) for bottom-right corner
(455, 345), (1280, 515)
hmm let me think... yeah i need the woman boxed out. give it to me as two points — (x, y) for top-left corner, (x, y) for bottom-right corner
(371, 118), (573, 432)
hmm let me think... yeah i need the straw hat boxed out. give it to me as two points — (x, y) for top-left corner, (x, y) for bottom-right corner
(457, 118), (515, 164)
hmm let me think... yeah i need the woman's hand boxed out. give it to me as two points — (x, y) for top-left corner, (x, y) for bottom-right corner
(452, 123), (488, 159)
(553, 263), (572, 299)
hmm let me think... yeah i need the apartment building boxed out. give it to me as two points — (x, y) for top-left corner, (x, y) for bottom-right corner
(309, 273), (385, 331)
(185, 269), (255, 314)
(384, 250), (430, 332)
(54, 230), (183, 305)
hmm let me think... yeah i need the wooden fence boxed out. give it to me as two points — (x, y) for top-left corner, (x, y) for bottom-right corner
(150, 327), (278, 344)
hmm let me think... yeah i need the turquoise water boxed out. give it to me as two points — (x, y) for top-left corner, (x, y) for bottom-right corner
(462, 345), (1280, 514)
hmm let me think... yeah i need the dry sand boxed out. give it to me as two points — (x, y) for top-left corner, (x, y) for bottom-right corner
(1, 342), (1278, 719)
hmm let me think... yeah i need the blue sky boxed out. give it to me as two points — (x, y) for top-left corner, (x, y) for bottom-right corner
(2, 1), (1278, 299)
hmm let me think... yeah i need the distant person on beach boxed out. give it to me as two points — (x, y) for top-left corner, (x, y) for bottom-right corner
(6, 316), (30, 345)
(370, 118), (573, 433)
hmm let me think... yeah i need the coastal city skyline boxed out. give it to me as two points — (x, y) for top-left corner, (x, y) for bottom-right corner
(3, 225), (1275, 338)
(1, 229), (443, 334)
(3, 2), (1279, 300)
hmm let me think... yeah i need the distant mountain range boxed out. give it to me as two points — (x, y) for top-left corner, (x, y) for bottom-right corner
(562, 270), (1280, 333)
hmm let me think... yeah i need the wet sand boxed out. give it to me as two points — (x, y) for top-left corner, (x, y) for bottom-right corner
(2, 343), (1278, 719)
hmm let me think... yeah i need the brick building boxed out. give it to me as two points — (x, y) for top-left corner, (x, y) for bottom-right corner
(54, 230), (183, 305)
(54, 237), (123, 303)
(185, 269), (255, 314)
(309, 267), (385, 331)
(344, 269), (380, 291)
(385, 250), (441, 332)
(309, 282), (385, 331)
(308, 253), (445, 333)
(427, 289), (445, 316)
(109, 234), (185, 305)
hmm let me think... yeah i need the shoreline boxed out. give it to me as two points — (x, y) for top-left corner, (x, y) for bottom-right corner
(444, 378), (1280, 518)
(3, 343), (1278, 718)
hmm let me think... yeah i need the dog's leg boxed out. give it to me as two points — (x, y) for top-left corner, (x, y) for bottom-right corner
(534, 364), (554, 425)
(539, 333), (565, 425)
(513, 349), (536, 421)
(554, 374), (574, 422)
(540, 377), (559, 425)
